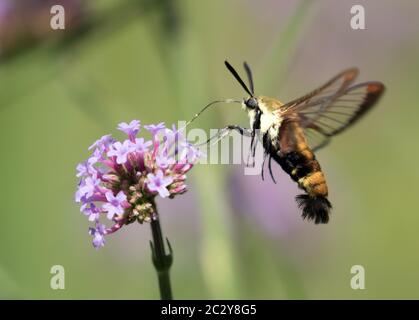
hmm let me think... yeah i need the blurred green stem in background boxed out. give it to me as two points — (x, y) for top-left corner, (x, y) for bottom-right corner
(259, 0), (312, 94)
(145, 0), (242, 298)
(168, 51), (242, 298)
(150, 209), (173, 300)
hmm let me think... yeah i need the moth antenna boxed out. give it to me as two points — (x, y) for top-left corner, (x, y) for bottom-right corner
(180, 99), (242, 131)
(243, 62), (254, 95)
(225, 60), (254, 97)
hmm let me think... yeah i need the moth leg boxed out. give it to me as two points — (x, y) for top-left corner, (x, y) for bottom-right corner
(268, 154), (277, 184)
(198, 125), (252, 146)
(261, 151), (268, 181)
(198, 125), (258, 168)
(246, 132), (259, 168)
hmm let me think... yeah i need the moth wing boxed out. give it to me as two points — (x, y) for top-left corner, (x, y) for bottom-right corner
(275, 69), (384, 151)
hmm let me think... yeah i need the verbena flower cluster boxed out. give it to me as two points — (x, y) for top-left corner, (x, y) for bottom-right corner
(75, 120), (204, 249)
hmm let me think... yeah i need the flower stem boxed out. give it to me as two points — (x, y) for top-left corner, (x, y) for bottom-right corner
(149, 211), (173, 300)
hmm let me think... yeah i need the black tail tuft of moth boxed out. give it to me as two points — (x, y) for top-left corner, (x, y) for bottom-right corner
(295, 194), (332, 224)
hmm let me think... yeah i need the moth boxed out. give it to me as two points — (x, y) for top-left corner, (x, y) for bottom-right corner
(189, 61), (385, 224)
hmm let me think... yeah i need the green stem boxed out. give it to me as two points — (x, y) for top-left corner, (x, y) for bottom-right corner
(150, 211), (173, 300)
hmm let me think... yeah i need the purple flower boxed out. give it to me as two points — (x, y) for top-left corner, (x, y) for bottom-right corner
(75, 175), (100, 202)
(89, 223), (106, 249)
(156, 155), (175, 169)
(134, 137), (152, 153)
(107, 140), (134, 164)
(144, 122), (165, 136)
(179, 142), (206, 163)
(89, 148), (103, 164)
(76, 161), (95, 178)
(89, 134), (114, 151)
(76, 120), (203, 249)
(81, 203), (101, 222)
(117, 120), (140, 139)
(163, 128), (175, 144)
(146, 170), (173, 198)
(103, 191), (127, 220)
(160, 125), (190, 158)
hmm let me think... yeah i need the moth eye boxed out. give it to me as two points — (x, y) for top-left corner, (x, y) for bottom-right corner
(245, 98), (258, 109)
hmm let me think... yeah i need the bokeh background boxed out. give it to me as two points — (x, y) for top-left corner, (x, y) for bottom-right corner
(0, 0), (418, 299)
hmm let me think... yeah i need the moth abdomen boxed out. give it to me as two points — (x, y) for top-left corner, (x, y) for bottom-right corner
(274, 146), (331, 224)
(296, 194), (332, 224)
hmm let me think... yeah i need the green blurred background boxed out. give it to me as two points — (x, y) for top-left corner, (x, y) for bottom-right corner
(0, 0), (418, 299)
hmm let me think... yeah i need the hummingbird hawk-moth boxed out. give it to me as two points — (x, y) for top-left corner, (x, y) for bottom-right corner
(190, 61), (385, 224)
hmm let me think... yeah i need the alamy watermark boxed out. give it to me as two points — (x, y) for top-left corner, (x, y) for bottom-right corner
(50, 265), (65, 290)
(350, 265), (365, 290)
(166, 121), (266, 176)
(350, 5), (366, 30)
(50, 5), (65, 30)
